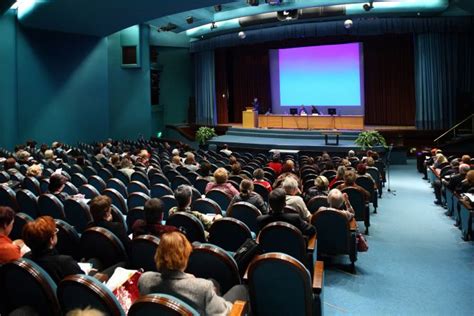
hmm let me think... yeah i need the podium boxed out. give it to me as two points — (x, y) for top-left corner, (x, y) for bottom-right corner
(242, 109), (258, 128)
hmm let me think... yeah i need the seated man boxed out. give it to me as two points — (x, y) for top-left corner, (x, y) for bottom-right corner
(315, 189), (355, 221)
(282, 177), (311, 221)
(257, 188), (315, 237)
(132, 198), (177, 238)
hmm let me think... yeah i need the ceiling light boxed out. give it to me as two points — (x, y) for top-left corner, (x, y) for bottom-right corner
(363, 1), (374, 11)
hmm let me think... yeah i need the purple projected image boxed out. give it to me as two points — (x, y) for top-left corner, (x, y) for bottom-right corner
(279, 43), (362, 106)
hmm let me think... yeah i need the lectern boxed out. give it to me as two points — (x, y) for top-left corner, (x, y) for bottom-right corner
(242, 108), (258, 128)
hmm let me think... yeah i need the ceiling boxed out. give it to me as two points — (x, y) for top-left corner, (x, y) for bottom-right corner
(10, 0), (474, 38)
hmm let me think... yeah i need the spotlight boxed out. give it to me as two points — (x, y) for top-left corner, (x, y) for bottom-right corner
(185, 16), (194, 24)
(214, 4), (222, 12)
(363, 1), (373, 11)
(247, 0), (259, 6)
(210, 22), (217, 30)
(238, 31), (246, 39)
(344, 19), (353, 29)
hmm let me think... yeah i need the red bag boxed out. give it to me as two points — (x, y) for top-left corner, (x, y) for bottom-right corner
(356, 233), (369, 252)
(109, 269), (142, 313)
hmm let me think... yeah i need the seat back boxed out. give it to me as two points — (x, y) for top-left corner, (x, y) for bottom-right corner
(114, 170), (130, 185)
(16, 189), (39, 218)
(131, 171), (150, 188)
(366, 167), (381, 188)
(38, 193), (65, 219)
(341, 187), (366, 222)
(184, 171), (199, 185)
(166, 212), (206, 243)
(0, 185), (18, 211)
(160, 195), (177, 220)
(57, 274), (125, 316)
(127, 192), (150, 210)
(311, 209), (356, 260)
(191, 198), (222, 215)
(0, 258), (61, 316)
(194, 178), (209, 195)
(206, 189), (232, 211)
(64, 199), (92, 233)
(83, 166), (98, 179)
(150, 183), (174, 199)
(107, 178), (128, 199)
(126, 207), (145, 233)
(248, 253), (314, 316)
(257, 221), (307, 266)
(227, 202), (262, 233)
(55, 219), (81, 260)
(253, 183), (269, 202)
(186, 243), (241, 293)
(23, 176), (41, 195)
(89, 175), (107, 193)
(98, 167), (114, 182)
(128, 294), (199, 316)
(130, 235), (160, 271)
(71, 173), (88, 188)
(10, 212), (34, 240)
(150, 173), (170, 187)
(80, 227), (128, 268)
(79, 184), (100, 199)
(63, 182), (79, 195)
(103, 188), (128, 215)
(307, 195), (329, 214)
(128, 181), (150, 196)
(0, 170), (10, 183)
(171, 175), (192, 190)
(208, 218), (252, 252)
(355, 176), (375, 200)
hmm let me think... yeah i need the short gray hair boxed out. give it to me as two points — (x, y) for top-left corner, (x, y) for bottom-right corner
(282, 177), (298, 194)
(328, 189), (344, 209)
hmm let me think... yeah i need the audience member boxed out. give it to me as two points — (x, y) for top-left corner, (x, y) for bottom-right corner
(304, 175), (329, 204)
(26, 164), (43, 178)
(329, 165), (346, 189)
(459, 170), (474, 193)
(197, 161), (215, 182)
(228, 179), (267, 214)
(119, 158), (135, 180)
(282, 177), (311, 221)
(87, 195), (131, 253)
(315, 189), (355, 221)
(48, 173), (69, 203)
(336, 170), (370, 202)
(253, 168), (272, 192)
(138, 231), (248, 315)
(132, 198), (177, 238)
(267, 154), (283, 176)
(257, 188), (315, 237)
(220, 144), (232, 157)
(0, 207), (23, 264)
(205, 168), (239, 197)
(169, 185), (215, 230)
(184, 152), (199, 172)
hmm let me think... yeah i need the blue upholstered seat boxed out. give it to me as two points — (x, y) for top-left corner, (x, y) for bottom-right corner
(128, 293), (199, 316)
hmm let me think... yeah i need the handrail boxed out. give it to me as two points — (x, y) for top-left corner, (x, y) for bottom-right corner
(434, 113), (474, 144)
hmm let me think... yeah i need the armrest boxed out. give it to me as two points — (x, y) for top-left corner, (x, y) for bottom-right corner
(229, 300), (248, 316)
(312, 260), (324, 294)
(349, 218), (357, 231)
(307, 234), (316, 251)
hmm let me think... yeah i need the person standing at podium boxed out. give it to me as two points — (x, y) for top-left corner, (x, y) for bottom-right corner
(252, 97), (260, 113)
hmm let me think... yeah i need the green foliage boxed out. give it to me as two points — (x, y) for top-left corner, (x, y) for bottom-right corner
(195, 126), (217, 145)
(354, 130), (388, 150)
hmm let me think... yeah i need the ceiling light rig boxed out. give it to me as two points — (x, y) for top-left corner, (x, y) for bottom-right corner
(210, 22), (218, 30)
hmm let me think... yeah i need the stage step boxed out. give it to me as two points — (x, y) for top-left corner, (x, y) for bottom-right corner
(225, 127), (361, 140)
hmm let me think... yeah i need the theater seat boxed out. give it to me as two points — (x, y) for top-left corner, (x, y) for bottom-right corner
(128, 294), (199, 316)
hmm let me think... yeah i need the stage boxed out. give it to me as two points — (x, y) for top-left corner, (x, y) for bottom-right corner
(208, 127), (379, 152)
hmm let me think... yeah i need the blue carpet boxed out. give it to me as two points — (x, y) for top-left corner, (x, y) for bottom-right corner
(323, 160), (474, 315)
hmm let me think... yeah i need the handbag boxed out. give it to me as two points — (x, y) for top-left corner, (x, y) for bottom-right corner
(233, 238), (262, 274)
(356, 233), (369, 252)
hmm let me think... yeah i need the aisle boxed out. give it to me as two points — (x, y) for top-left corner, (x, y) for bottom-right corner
(323, 160), (474, 315)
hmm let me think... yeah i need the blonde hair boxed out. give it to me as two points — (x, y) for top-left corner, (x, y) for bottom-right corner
(155, 232), (192, 271)
(66, 307), (106, 316)
(26, 164), (42, 177)
(314, 175), (329, 190)
(44, 149), (54, 160)
(213, 167), (228, 184)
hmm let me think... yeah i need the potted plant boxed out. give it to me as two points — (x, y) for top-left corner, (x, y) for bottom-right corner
(195, 126), (217, 148)
(354, 130), (388, 150)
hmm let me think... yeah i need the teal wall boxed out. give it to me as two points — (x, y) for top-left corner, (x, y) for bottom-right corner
(108, 25), (152, 139)
(0, 11), (18, 150)
(0, 11), (109, 148)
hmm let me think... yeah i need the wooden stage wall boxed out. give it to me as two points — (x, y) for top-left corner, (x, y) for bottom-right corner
(258, 115), (364, 130)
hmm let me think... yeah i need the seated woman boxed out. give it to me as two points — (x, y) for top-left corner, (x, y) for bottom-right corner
(336, 170), (370, 202)
(26, 164), (43, 179)
(119, 158), (135, 180)
(48, 173), (70, 203)
(0, 206), (23, 264)
(205, 168), (239, 198)
(282, 177), (311, 221)
(138, 231), (248, 315)
(304, 175), (329, 204)
(169, 185), (216, 230)
(23, 216), (84, 283)
(196, 161), (215, 182)
(183, 152), (199, 172)
(267, 154), (283, 176)
(253, 168), (272, 192)
(228, 179), (267, 214)
(315, 189), (355, 221)
(328, 165), (346, 189)
(87, 195), (131, 253)
(132, 198), (177, 238)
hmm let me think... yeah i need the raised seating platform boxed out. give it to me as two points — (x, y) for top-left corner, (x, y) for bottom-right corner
(208, 127), (375, 152)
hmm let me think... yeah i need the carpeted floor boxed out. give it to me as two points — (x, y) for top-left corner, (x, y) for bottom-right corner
(323, 160), (474, 315)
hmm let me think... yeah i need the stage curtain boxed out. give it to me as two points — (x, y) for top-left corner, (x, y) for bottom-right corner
(364, 35), (416, 126)
(194, 50), (217, 125)
(415, 32), (474, 130)
(215, 49), (229, 124)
